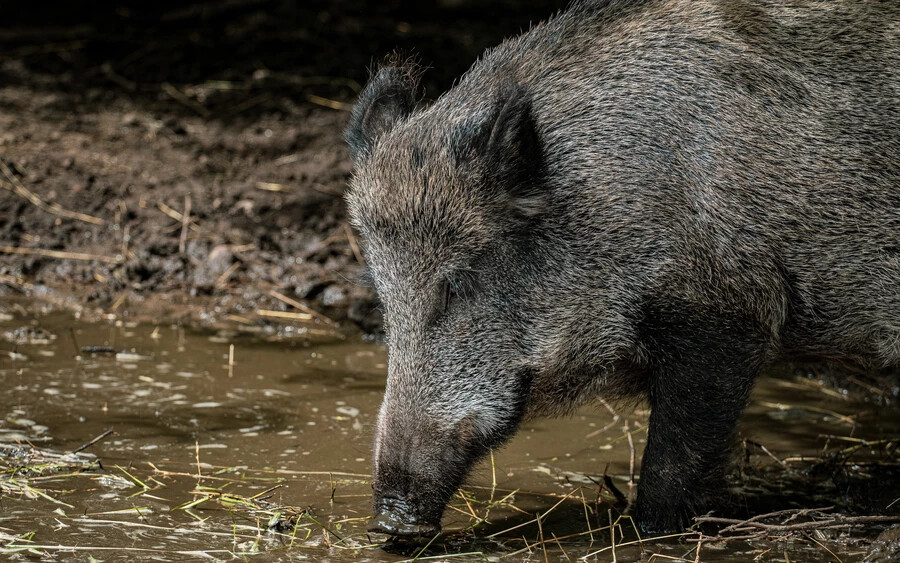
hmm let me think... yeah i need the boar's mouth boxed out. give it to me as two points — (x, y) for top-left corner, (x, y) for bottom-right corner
(368, 495), (443, 537)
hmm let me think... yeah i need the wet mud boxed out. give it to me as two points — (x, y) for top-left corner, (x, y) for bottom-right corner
(0, 0), (568, 331)
(2, 302), (900, 561)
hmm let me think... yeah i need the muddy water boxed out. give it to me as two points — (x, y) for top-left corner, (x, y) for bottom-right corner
(1, 304), (898, 561)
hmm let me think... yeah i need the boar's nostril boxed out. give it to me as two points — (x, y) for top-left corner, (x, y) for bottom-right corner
(377, 494), (408, 512)
(370, 495), (441, 538)
(369, 509), (441, 538)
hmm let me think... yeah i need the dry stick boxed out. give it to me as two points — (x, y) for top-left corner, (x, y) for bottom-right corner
(717, 506), (833, 534)
(162, 82), (210, 117)
(536, 512), (549, 563)
(550, 532), (572, 563)
(583, 531), (699, 559)
(580, 489), (595, 544)
(0, 273), (33, 292)
(307, 94), (352, 111)
(695, 514), (900, 533)
(0, 245), (121, 263)
(744, 439), (789, 469)
(459, 492), (479, 520)
(0, 159), (104, 225)
(408, 532), (442, 563)
(757, 401), (857, 425)
(256, 309), (314, 322)
(179, 194), (191, 254)
(71, 429), (114, 454)
(804, 532), (844, 563)
(194, 440), (202, 484)
(614, 514), (645, 556)
(846, 376), (888, 397)
(215, 261), (241, 288)
(625, 421), (635, 487)
(609, 509), (617, 563)
(486, 488), (582, 538)
(489, 449), (497, 504)
(522, 523), (613, 544)
(268, 289), (335, 325)
(157, 202), (202, 232)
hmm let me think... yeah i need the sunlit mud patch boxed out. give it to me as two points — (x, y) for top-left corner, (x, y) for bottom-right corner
(1, 303), (899, 561)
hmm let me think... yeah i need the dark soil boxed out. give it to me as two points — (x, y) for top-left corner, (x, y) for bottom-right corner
(0, 0), (566, 332)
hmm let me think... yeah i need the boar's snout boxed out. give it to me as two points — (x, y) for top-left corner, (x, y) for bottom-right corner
(369, 494), (442, 537)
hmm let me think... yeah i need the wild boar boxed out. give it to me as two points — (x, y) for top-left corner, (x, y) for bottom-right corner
(344, 0), (899, 535)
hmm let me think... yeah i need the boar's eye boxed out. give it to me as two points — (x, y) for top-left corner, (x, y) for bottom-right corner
(443, 279), (460, 313)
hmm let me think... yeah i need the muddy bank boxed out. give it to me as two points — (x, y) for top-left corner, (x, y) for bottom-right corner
(0, 0), (567, 331)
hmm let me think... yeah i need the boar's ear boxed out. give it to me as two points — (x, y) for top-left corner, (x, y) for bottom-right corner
(346, 64), (421, 163)
(457, 83), (544, 216)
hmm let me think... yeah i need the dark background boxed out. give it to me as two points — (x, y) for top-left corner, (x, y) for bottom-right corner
(3, 0), (569, 112)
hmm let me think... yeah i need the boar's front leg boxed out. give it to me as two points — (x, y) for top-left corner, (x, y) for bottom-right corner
(633, 303), (772, 534)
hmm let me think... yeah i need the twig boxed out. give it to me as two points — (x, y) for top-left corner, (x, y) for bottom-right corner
(157, 202), (202, 233)
(580, 489), (594, 544)
(609, 509), (616, 563)
(695, 512), (900, 533)
(268, 289), (335, 325)
(71, 429), (115, 454)
(626, 421), (635, 486)
(0, 273), (34, 292)
(718, 507), (833, 534)
(162, 82), (210, 117)
(744, 439), (789, 469)
(215, 261), (241, 288)
(195, 441), (202, 483)
(256, 309), (314, 322)
(487, 488), (582, 539)
(804, 532), (844, 563)
(179, 194), (191, 254)
(0, 159), (104, 224)
(306, 94), (352, 111)
(582, 532), (698, 558)
(536, 512), (549, 563)
(0, 245), (121, 264)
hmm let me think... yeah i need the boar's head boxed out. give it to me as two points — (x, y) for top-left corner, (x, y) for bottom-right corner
(345, 61), (548, 537)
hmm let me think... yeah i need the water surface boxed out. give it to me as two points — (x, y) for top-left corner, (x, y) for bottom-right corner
(1, 304), (898, 561)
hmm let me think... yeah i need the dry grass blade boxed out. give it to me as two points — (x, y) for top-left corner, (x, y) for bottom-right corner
(695, 511), (900, 533)
(0, 245), (121, 264)
(0, 273), (34, 292)
(256, 309), (314, 322)
(0, 159), (104, 225)
(486, 488), (583, 539)
(161, 82), (211, 117)
(581, 531), (699, 559)
(268, 289), (335, 325)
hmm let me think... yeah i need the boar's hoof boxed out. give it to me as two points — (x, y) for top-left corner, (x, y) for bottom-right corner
(369, 499), (441, 537)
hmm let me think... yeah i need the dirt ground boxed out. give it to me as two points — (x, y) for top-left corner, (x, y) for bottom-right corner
(0, 0), (567, 332)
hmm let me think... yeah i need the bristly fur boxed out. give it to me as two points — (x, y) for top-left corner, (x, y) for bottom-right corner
(345, 0), (900, 536)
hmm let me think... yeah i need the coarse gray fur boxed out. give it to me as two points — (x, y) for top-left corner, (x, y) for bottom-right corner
(345, 0), (900, 535)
